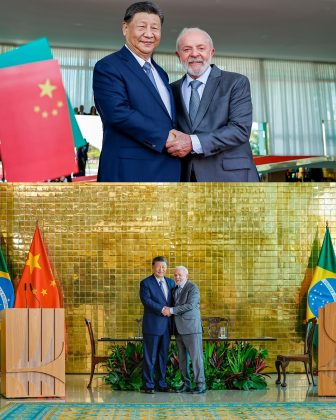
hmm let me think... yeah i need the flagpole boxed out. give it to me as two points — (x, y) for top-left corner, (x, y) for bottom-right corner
(36, 220), (41, 239)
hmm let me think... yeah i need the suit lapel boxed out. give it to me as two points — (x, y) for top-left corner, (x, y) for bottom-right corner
(119, 47), (173, 120)
(174, 76), (192, 131)
(172, 75), (191, 132)
(176, 280), (190, 303)
(153, 60), (176, 122)
(192, 65), (221, 130)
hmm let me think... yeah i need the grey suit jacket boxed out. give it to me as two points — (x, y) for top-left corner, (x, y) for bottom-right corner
(171, 65), (260, 182)
(173, 280), (202, 335)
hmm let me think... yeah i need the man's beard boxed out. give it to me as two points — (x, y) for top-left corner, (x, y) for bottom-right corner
(181, 58), (212, 77)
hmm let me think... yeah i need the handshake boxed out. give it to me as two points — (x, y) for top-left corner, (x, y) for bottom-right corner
(165, 129), (192, 158)
(162, 306), (171, 317)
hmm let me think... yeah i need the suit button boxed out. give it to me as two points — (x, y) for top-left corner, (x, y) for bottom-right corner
(145, 141), (156, 148)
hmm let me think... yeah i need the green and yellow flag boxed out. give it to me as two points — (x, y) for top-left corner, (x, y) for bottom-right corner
(307, 225), (336, 320)
(0, 245), (15, 310)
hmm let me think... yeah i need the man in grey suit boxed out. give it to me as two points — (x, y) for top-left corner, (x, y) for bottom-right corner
(166, 28), (260, 182)
(162, 266), (206, 394)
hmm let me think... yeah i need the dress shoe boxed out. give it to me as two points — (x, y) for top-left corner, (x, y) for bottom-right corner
(192, 387), (206, 394)
(176, 385), (192, 393)
(144, 388), (155, 394)
(156, 386), (170, 392)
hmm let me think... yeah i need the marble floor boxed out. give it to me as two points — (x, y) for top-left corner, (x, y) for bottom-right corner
(1, 373), (335, 407)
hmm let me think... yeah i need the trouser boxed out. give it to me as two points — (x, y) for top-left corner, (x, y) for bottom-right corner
(176, 333), (205, 387)
(143, 330), (170, 389)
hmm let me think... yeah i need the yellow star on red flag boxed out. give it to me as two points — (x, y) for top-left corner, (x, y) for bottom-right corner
(26, 252), (41, 274)
(38, 79), (57, 98)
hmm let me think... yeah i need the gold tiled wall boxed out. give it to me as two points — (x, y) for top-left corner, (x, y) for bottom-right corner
(0, 183), (335, 373)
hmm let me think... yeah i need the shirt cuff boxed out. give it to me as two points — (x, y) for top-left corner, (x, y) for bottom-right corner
(190, 135), (203, 154)
(170, 308), (174, 314)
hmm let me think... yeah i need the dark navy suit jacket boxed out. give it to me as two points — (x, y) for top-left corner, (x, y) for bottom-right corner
(140, 275), (175, 335)
(93, 46), (180, 181)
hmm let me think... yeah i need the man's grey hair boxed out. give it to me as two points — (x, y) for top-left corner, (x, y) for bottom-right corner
(175, 265), (189, 274)
(176, 27), (214, 51)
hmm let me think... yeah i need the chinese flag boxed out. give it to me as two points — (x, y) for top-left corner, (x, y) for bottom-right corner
(0, 59), (78, 181)
(0, 38), (86, 149)
(15, 226), (62, 308)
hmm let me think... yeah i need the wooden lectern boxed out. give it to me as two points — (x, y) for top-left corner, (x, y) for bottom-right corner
(318, 302), (336, 396)
(0, 308), (65, 398)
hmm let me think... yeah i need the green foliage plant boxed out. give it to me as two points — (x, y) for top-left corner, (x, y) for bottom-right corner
(224, 342), (269, 390)
(104, 342), (143, 391)
(104, 340), (269, 391)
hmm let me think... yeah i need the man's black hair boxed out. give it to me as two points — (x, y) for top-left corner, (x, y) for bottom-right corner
(124, 1), (164, 24)
(152, 256), (168, 265)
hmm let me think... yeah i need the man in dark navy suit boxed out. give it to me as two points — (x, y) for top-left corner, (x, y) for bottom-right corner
(93, 2), (180, 181)
(139, 256), (175, 393)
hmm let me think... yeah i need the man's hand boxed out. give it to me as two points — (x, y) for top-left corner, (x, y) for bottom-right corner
(166, 129), (192, 158)
(162, 306), (171, 317)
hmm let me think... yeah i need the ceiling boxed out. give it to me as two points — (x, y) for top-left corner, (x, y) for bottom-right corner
(1, 0), (336, 62)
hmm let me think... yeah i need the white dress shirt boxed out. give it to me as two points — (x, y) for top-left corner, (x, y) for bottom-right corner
(181, 66), (212, 154)
(155, 276), (168, 300)
(125, 45), (172, 118)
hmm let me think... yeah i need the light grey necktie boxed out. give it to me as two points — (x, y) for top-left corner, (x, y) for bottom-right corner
(175, 286), (182, 301)
(143, 62), (159, 92)
(189, 80), (202, 124)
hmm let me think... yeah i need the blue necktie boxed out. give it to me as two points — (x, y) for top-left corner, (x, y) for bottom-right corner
(143, 62), (159, 92)
(189, 80), (202, 124)
(159, 280), (166, 299)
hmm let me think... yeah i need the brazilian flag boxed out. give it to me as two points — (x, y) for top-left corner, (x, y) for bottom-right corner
(0, 246), (15, 310)
(307, 225), (336, 320)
